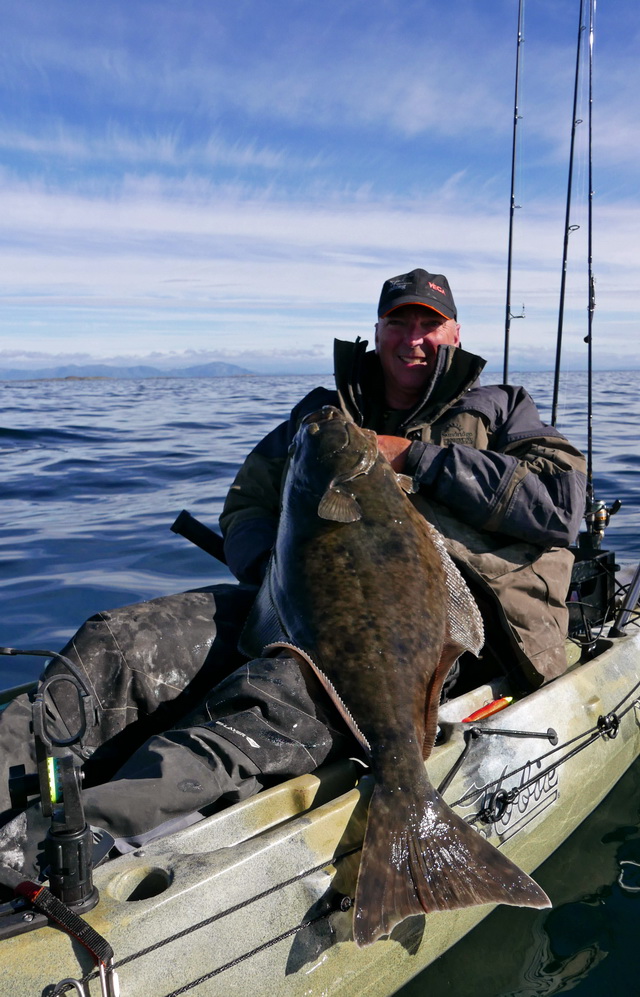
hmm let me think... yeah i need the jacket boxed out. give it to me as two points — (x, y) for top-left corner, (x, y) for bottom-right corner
(220, 339), (587, 686)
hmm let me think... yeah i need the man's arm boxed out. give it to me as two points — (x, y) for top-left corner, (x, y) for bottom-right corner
(219, 443), (286, 584)
(398, 387), (587, 548)
(219, 387), (337, 584)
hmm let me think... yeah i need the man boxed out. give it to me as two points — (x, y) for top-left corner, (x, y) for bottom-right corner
(0, 267), (585, 887)
(221, 268), (587, 687)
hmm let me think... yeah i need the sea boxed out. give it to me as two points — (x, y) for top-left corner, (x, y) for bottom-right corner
(1, 369), (639, 995)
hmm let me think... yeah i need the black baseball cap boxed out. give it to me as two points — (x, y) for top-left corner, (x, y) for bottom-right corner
(377, 268), (457, 322)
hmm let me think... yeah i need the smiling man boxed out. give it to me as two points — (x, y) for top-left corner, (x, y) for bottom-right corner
(373, 270), (461, 469)
(375, 270), (461, 408)
(0, 268), (589, 886)
(375, 305), (460, 407)
(222, 267), (588, 688)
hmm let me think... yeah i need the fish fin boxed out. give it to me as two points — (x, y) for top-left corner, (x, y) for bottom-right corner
(263, 641), (371, 753)
(422, 642), (461, 759)
(318, 486), (362, 522)
(353, 780), (550, 947)
(418, 526), (484, 758)
(426, 523), (484, 657)
(395, 473), (416, 494)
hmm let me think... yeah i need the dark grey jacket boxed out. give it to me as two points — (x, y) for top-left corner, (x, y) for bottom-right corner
(220, 339), (587, 685)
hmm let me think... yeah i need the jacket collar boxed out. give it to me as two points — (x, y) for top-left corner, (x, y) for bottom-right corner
(333, 338), (486, 430)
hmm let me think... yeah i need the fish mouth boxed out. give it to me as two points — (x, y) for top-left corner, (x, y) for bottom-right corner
(300, 407), (377, 474)
(302, 406), (349, 428)
(301, 407), (352, 455)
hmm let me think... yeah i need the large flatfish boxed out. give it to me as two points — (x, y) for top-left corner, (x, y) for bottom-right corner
(241, 405), (549, 946)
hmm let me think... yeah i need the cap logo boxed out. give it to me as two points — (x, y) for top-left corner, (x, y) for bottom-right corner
(428, 281), (446, 295)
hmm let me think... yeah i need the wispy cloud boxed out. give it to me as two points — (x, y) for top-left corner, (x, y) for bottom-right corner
(0, 125), (314, 171)
(0, 3), (531, 141)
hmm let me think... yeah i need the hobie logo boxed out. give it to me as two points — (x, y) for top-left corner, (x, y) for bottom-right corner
(428, 281), (446, 295)
(461, 759), (559, 844)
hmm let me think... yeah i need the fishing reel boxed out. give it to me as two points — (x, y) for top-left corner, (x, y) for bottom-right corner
(581, 496), (622, 549)
(569, 497), (622, 648)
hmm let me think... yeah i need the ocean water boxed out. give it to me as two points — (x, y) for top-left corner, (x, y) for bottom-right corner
(1, 369), (639, 994)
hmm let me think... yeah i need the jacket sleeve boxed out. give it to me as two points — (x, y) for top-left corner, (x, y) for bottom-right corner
(219, 388), (336, 584)
(404, 387), (587, 547)
(219, 423), (288, 584)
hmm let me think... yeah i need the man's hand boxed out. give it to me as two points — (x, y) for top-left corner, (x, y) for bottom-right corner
(377, 435), (412, 473)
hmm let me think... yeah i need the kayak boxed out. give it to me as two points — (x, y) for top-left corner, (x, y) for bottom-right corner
(2, 616), (639, 997)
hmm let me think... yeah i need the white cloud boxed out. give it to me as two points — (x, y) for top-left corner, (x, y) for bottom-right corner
(0, 171), (637, 370)
(1, 0), (637, 372)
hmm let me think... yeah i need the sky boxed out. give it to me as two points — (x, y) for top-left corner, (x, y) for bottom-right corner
(1, 0), (638, 374)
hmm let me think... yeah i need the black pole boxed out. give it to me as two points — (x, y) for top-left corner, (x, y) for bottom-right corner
(551, 0), (586, 426)
(503, 0), (525, 385)
(585, 0), (596, 504)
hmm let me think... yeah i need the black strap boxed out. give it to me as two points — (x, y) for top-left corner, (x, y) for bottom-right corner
(15, 881), (113, 966)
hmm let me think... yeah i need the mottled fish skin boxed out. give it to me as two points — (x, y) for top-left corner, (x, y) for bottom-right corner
(242, 406), (551, 946)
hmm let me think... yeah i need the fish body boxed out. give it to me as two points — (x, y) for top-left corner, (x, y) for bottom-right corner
(242, 406), (550, 945)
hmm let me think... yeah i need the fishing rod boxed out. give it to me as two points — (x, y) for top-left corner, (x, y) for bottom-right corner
(585, 0), (595, 507)
(557, 0), (624, 644)
(578, 0), (620, 548)
(503, 0), (526, 385)
(551, 0), (586, 427)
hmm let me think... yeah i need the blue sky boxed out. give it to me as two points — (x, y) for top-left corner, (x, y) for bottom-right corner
(1, 0), (638, 373)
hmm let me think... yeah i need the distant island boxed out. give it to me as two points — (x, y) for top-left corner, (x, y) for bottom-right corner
(0, 361), (254, 381)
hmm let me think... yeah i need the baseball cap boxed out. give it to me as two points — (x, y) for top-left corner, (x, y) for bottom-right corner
(377, 268), (457, 321)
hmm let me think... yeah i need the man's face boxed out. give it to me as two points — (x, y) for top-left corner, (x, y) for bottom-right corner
(375, 305), (461, 408)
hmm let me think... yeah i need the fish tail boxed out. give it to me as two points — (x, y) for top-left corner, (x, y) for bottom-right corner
(353, 781), (550, 947)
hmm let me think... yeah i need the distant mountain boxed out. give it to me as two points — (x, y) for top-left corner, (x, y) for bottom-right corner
(0, 361), (254, 381)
